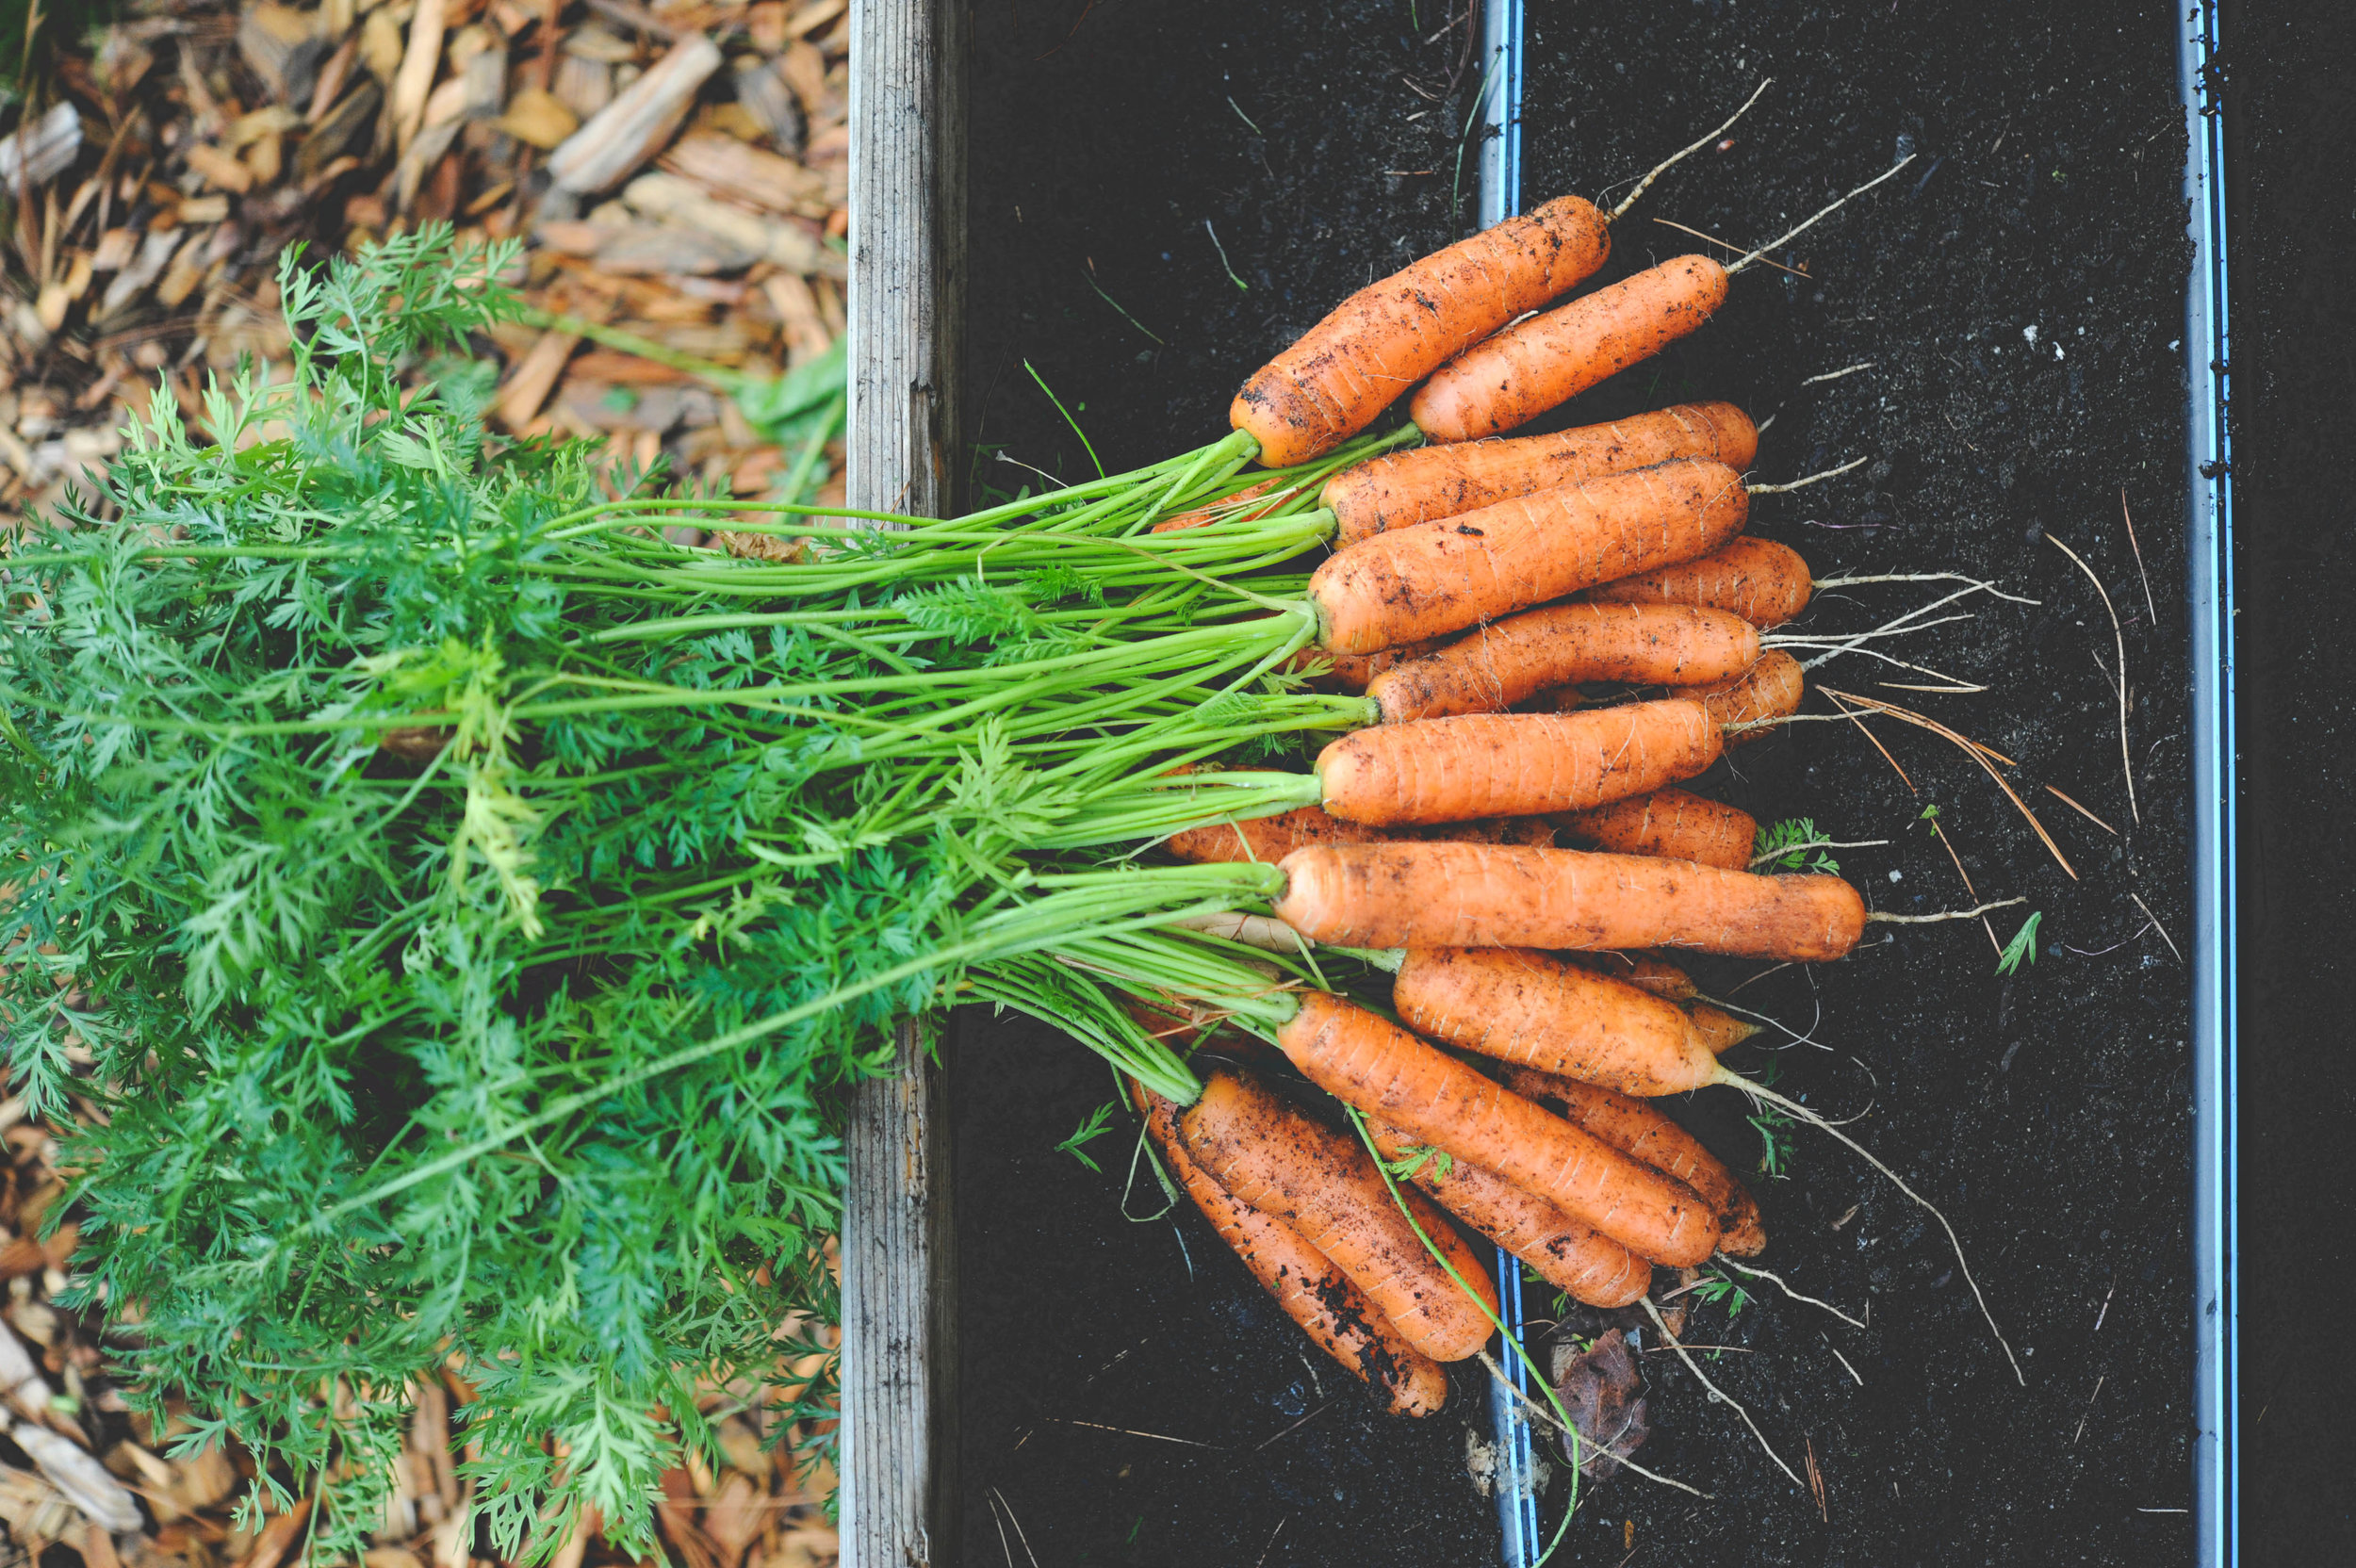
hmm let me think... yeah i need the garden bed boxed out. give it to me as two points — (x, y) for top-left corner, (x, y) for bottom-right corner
(956, 2), (2198, 1563)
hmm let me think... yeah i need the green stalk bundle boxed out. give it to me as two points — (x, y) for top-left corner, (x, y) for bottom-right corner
(0, 231), (1379, 1555)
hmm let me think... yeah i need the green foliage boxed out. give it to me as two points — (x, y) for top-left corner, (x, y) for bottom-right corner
(1055, 1101), (1120, 1173)
(1996, 910), (2043, 976)
(0, 230), (1327, 1561)
(1753, 817), (1841, 874)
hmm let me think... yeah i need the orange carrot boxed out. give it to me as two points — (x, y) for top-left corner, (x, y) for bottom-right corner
(1409, 255), (1729, 442)
(1554, 787), (1759, 871)
(1684, 1003), (1759, 1055)
(1389, 947), (1725, 1097)
(1562, 952), (1698, 1002)
(1500, 1067), (1767, 1258)
(1322, 401), (1759, 545)
(1693, 649), (1808, 743)
(1365, 603), (1759, 724)
(1273, 992), (1719, 1267)
(1150, 475), (1289, 534)
(1364, 1117), (1650, 1308)
(1166, 806), (1388, 866)
(1178, 1069), (1499, 1362)
(1134, 1081), (1450, 1414)
(1313, 699), (1721, 826)
(1306, 457), (1749, 655)
(1232, 196), (1612, 467)
(1284, 637), (1449, 694)
(1272, 842), (1868, 960)
(1585, 536), (1814, 629)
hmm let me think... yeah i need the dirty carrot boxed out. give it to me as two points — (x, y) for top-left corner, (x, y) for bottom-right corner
(1307, 457), (1750, 654)
(1366, 604), (1762, 723)
(1387, 947), (1735, 1098)
(1554, 787), (1759, 872)
(1498, 1067), (1768, 1259)
(1272, 841), (1868, 960)
(1693, 649), (1808, 743)
(1231, 196), (1613, 467)
(1364, 1117), (1652, 1308)
(1177, 1069), (1500, 1362)
(1322, 401), (1760, 545)
(1134, 1080), (1450, 1415)
(1408, 160), (1916, 441)
(1273, 992), (1721, 1267)
(1166, 805), (1387, 866)
(1586, 536), (1817, 629)
(1313, 698), (1722, 825)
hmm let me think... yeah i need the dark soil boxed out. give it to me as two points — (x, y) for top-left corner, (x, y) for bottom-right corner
(2219, 3), (2356, 1559)
(957, 3), (2198, 1564)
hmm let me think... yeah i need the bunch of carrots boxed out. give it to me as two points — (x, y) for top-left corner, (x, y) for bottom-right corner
(0, 100), (2014, 1549)
(950, 135), (2029, 1515)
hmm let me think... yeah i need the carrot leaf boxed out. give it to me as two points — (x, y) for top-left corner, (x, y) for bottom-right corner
(1055, 1101), (1121, 1173)
(1996, 910), (2044, 975)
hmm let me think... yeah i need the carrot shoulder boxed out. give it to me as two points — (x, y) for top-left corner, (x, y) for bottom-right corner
(1388, 946), (1723, 1097)
(1274, 992), (1720, 1267)
(1586, 535), (1814, 629)
(1366, 603), (1760, 723)
(1554, 786), (1759, 871)
(1232, 195), (1612, 467)
(1178, 1069), (1499, 1362)
(1272, 841), (1868, 960)
(1323, 401), (1759, 545)
(1409, 254), (1731, 442)
(1135, 1083), (1449, 1414)
(1502, 1066), (1768, 1258)
(1315, 698), (1719, 826)
(1365, 1117), (1650, 1308)
(1306, 457), (1750, 655)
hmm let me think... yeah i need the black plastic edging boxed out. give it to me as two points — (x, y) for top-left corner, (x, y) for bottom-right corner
(2179, 3), (2236, 1564)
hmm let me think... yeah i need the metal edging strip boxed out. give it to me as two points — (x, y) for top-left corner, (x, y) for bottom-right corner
(1475, 1), (1542, 1564)
(2180, 3), (2236, 1564)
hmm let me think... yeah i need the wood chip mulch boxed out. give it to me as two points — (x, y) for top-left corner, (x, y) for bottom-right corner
(2, 1), (848, 1562)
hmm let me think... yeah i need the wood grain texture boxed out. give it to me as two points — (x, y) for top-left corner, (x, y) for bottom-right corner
(840, 0), (965, 1564)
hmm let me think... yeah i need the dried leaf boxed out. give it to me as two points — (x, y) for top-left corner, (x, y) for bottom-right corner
(1548, 1330), (1651, 1482)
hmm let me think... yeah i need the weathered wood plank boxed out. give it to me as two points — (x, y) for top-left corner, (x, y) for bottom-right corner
(840, 0), (965, 1562)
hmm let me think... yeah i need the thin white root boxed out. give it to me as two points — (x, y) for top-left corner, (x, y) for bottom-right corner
(1866, 896), (2027, 924)
(2047, 531), (2139, 825)
(1788, 581), (2014, 672)
(1607, 78), (1774, 221)
(1641, 1298), (1805, 1488)
(1717, 1258), (1867, 1330)
(1732, 1082), (2025, 1385)
(1813, 571), (2040, 606)
(1695, 990), (1828, 1051)
(1799, 361), (1876, 387)
(1728, 155), (1918, 274)
(1747, 454), (1869, 495)
(1472, 1350), (1710, 1498)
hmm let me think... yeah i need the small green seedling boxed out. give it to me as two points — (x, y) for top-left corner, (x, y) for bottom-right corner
(1996, 910), (2043, 976)
(1747, 1058), (1797, 1179)
(1381, 1143), (1455, 1183)
(1055, 1101), (1120, 1173)
(1691, 1269), (1754, 1319)
(1754, 817), (1843, 874)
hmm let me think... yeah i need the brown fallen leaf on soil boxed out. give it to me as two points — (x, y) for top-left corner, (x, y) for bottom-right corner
(1550, 1329), (1653, 1481)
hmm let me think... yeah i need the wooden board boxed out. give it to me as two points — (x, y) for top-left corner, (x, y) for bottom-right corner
(839, 0), (966, 1563)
